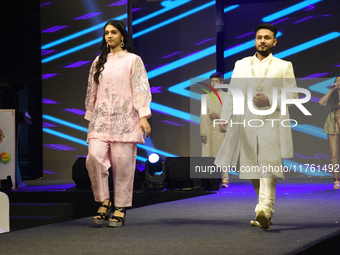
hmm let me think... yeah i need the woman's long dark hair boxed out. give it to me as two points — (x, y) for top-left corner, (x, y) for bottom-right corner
(93, 20), (135, 84)
(330, 75), (340, 111)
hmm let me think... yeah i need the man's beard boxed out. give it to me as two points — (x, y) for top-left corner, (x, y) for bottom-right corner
(256, 44), (273, 57)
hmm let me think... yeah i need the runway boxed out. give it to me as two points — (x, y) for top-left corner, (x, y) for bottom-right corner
(1, 177), (339, 254)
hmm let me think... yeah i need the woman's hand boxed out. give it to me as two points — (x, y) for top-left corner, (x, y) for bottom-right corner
(140, 117), (151, 138)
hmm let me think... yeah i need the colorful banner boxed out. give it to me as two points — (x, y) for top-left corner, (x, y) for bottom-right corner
(0, 110), (16, 189)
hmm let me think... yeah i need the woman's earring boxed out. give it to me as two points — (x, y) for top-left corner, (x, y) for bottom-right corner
(107, 43), (109, 49)
(121, 39), (124, 48)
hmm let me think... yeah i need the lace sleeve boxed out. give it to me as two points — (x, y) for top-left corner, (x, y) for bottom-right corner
(84, 57), (99, 121)
(131, 56), (152, 119)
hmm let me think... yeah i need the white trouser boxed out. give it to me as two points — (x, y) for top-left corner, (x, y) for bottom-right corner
(252, 178), (277, 218)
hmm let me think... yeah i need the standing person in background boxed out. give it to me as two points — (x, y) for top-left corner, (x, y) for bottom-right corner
(200, 72), (229, 187)
(85, 20), (152, 227)
(319, 75), (340, 189)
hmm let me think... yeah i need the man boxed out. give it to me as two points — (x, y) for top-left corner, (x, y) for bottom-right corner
(200, 72), (229, 187)
(215, 24), (297, 229)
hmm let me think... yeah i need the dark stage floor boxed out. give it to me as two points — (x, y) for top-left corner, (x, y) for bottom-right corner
(1, 177), (340, 255)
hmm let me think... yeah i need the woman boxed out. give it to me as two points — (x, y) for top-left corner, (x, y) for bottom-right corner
(84, 20), (151, 227)
(319, 75), (340, 189)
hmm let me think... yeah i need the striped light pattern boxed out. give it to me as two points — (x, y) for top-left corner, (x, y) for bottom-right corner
(64, 61), (91, 68)
(262, 0), (322, 22)
(75, 12), (102, 20)
(42, 26), (68, 33)
(44, 144), (76, 151)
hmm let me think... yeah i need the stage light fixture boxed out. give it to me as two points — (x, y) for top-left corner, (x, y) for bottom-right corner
(145, 153), (167, 189)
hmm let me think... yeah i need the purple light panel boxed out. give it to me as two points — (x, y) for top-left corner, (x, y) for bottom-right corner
(43, 122), (57, 128)
(136, 163), (145, 172)
(150, 87), (162, 93)
(64, 61), (91, 68)
(301, 72), (328, 79)
(110, 0), (127, 6)
(163, 51), (180, 59)
(132, 8), (141, 12)
(40, 2), (50, 7)
(42, 73), (57, 79)
(42, 98), (58, 104)
(271, 18), (289, 25)
(195, 38), (214, 45)
(75, 12), (102, 20)
(293, 153), (312, 159)
(63, 109), (86, 115)
(44, 144), (76, 151)
(42, 26), (68, 33)
(314, 153), (330, 159)
(294, 16), (313, 24)
(309, 96), (321, 102)
(162, 120), (181, 126)
(41, 50), (56, 56)
(305, 5), (314, 11)
(237, 32), (254, 39)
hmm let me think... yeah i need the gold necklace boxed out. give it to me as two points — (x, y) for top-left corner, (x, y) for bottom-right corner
(250, 56), (273, 92)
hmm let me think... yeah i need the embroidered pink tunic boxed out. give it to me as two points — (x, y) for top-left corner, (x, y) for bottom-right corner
(84, 50), (151, 143)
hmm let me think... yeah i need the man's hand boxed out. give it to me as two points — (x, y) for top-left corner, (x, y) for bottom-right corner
(140, 117), (151, 138)
(209, 112), (218, 121)
(253, 93), (269, 107)
(201, 136), (207, 143)
(219, 122), (228, 133)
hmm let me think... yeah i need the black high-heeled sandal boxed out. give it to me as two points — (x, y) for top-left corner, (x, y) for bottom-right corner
(109, 207), (126, 227)
(93, 201), (112, 225)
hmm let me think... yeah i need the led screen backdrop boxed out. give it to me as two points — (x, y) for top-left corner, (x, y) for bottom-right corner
(41, 0), (340, 180)
(40, 0), (215, 179)
(221, 0), (340, 176)
(41, 0), (128, 179)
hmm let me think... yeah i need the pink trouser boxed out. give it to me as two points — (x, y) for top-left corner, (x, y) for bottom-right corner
(86, 139), (137, 207)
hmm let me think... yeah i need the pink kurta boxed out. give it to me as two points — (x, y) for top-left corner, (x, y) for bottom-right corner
(84, 50), (151, 205)
(85, 50), (151, 143)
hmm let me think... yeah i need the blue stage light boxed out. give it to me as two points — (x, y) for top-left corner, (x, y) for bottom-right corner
(168, 31), (337, 103)
(41, 14), (127, 50)
(133, 0), (191, 25)
(168, 32), (282, 100)
(309, 78), (336, 94)
(43, 128), (88, 146)
(136, 155), (148, 162)
(138, 142), (178, 157)
(42, 37), (102, 63)
(43, 115), (88, 132)
(147, 46), (215, 79)
(262, 0), (322, 22)
(150, 102), (200, 124)
(42, 1), (217, 62)
(43, 114), (174, 158)
(149, 153), (160, 163)
(291, 124), (327, 139)
(133, 1), (215, 38)
(274, 32), (340, 59)
(224, 5), (239, 13)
